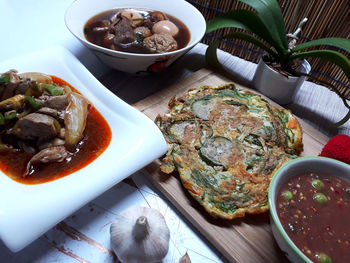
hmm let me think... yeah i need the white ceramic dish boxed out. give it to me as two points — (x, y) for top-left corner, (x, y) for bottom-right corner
(65, 0), (206, 74)
(0, 46), (167, 252)
(268, 156), (350, 263)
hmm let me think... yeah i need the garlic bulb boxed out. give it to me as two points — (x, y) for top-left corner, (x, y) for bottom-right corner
(179, 252), (191, 263)
(110, 206), (170, 263)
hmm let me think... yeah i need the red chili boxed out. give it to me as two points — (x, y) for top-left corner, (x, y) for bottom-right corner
(324, 179), (331, 184)
(310, 206), (317, 213)
(319, 135), (350, 165)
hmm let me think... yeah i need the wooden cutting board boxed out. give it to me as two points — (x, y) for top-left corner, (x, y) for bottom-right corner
(133, 68), (329, 263)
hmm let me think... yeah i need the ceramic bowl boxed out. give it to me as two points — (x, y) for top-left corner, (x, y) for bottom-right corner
(268, 156), (350, 263)
(65, 0), (206, 74)
(252, 58), (311, 105)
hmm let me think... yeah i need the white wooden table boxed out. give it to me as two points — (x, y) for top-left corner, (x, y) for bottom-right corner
(0, 1), (349, 263)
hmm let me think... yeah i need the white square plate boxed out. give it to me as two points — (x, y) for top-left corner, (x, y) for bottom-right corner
(0, 46), (167, 252)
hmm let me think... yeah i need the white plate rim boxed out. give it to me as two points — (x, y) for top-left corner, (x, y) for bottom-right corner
(0, 46), (167, 252)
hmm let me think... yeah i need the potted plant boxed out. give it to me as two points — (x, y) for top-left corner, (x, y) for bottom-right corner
(205, 0), (350, 125)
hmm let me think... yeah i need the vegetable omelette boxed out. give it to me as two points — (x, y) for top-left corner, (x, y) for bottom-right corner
(156, 83), (303, 219)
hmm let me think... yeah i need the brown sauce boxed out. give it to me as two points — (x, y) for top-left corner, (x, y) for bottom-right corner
(0, 76), (112, 184)
(277, 172), (350, 263)
(84, 8), (190, 54)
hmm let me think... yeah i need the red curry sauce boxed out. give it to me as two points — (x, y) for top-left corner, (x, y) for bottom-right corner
(277, 173), (350, 263)
(0, 76), (112, 184)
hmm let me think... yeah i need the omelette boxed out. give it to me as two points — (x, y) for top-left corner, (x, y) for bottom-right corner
(156, 83), (303, 219)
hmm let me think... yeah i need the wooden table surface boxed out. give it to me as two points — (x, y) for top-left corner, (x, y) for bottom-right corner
(133, 68), (330, 263)
(1, 1), (349, 263)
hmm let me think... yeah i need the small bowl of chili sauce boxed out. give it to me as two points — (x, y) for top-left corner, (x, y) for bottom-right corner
(269, 156), (350, 263)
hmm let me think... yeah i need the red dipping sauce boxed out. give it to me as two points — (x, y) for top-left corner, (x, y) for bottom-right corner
(277, 173), (350, 263)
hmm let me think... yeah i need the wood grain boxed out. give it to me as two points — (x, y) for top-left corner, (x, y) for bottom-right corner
(133, 69), (329, 263)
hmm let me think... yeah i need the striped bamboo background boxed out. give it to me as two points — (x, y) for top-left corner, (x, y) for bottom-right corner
(188, 0), (350, 98)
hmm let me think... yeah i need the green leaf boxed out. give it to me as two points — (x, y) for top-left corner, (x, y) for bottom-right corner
(223, 32), (278, 57)
(292, 62), (350, 127)
(239, 0), (288, 50)
(205, 40), (222, 69)
(296, 71), (349, 101)
(206, 10), (251, 33)
(136, 32), (144, 44)
(293, 38), (350, 53)
(0, 75), (10, 84)
(206, 10), (283, 53)
(331, 109), (350, 127)
(206, 32), (278, 68)
(290, 50), (350, 81)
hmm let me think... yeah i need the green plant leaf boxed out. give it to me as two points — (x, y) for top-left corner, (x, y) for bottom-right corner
(290, 50), (350, 81)
(225, 32), (278, 57)
(205, 33), (278, 68)
(296, 71), (350, 102)
(239, 0), (288, 50)
(205, 40), (222, 69)
(293, 38), (350, 53)
(206, 10), (251, 33)
(293, 71), (350, 127)
(332, 109), (350, 127)
(206, 10), (283, 54)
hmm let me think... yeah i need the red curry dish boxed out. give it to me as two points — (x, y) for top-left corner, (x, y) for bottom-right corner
(277, 172), (350, 263)
(0, 70), (111, 184)
(84, 8), (190, 54)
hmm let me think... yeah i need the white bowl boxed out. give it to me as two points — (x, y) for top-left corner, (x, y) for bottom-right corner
(65, 0), (206, 74)
(0, 46), (167, 252)
(268, 156), (350, 263)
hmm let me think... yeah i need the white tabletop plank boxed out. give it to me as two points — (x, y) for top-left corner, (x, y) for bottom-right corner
(0, 172), (223, 263)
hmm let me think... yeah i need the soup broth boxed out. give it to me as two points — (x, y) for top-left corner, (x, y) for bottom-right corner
(84, 8), (190, 54)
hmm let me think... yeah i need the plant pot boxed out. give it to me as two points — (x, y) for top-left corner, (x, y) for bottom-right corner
(252, 58), (311, 104)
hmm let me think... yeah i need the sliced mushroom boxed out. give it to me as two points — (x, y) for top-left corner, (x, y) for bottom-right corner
(150, 11), (167, 22)
(120, 9), (144, 27)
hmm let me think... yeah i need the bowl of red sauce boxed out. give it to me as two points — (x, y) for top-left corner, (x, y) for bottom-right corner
(269, 156), (350, 263)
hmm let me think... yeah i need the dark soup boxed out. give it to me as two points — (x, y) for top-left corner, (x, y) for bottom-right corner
(84, 8), (190, 54)
(0, 70), (112, 184)
(277, 172), (350, 263)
